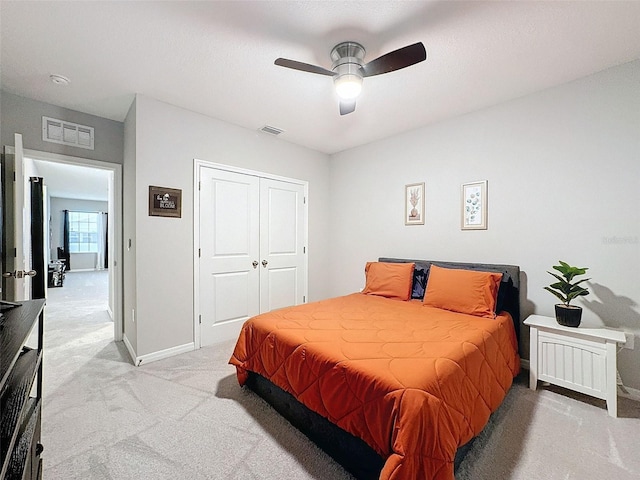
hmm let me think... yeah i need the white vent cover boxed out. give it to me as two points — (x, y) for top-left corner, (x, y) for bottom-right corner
(259, 125), (284, 136)
(42, 116), (94, 150)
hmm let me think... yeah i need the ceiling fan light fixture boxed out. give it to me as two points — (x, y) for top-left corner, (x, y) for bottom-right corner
(334, 74), (362, 100)
(274, 40), (426, 115)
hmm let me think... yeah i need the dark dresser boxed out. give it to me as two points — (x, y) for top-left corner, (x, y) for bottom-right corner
(0, 300), (46, 480)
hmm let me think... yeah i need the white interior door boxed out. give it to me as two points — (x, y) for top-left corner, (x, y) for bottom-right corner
(199, 167), (260, 346)
(2, 133), (31, 301)
(259, 178), (306, 311)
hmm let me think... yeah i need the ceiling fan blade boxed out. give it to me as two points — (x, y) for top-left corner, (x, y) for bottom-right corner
(275, 58), (336, 76)
(360, 42), (426, 77)
(340, 100), (356, 116)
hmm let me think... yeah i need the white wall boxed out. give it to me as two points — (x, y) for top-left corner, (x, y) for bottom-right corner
(329, 60), (640, 389)
(129, 95), (331, 357)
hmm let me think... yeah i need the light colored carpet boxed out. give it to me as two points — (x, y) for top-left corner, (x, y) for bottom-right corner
(41, 274), (640, 479)
(456, 377), (640, 479)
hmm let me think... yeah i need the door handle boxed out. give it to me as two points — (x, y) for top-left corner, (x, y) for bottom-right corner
(2, 270), (37, 278)
(261, 260), (268, 268)
(252, 261), (259, 269)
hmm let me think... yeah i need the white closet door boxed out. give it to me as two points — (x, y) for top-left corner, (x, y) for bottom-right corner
(259, 178), (306, 312)
(199, 167), (260, 346)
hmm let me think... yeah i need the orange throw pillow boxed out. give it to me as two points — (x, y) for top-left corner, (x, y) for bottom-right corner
(362, 262), (415, 301)
(423, 265), (502, 318)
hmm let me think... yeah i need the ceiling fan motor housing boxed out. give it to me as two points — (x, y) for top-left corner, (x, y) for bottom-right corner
(331, 42), (365, 99)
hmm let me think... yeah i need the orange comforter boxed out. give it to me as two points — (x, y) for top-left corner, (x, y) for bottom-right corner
(230, 293), (520, 480)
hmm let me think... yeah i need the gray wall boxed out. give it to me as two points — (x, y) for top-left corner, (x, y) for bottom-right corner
(1, 92), (124, 164)
(126, 95), (331, 357)
(49, 197), (109, 271)
(6, 62), (639, 390)
(329, 60), (640, 389)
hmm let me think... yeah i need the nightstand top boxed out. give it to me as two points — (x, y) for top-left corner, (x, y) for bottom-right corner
(524, 314), (626, 343)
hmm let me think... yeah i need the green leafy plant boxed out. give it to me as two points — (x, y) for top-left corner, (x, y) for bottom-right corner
(544, 261), (590, 306)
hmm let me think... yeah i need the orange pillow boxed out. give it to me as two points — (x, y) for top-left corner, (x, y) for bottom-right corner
(362, 262), (415, 301)
(423, 265), (502, 318)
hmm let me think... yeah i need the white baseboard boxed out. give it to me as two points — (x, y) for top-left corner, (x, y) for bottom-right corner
(122, 334), (137, 365)
(135, 342), (195, 366)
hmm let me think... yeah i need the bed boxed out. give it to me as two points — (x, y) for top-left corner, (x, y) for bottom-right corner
(230, 258), (521, 480)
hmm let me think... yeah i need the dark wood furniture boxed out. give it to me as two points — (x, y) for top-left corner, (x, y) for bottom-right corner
(47, 262), (65, 288)
(0, 299), (46, 480)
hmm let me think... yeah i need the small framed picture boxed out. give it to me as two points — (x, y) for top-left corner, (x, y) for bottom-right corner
(405, 182), (425, 225)
(461, 180), (487, 230)
(149, 186), (182, 218)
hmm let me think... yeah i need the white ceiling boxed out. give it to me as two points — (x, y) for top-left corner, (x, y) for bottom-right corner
(31, 159), (110, 202)
(2, 1), (640, 155)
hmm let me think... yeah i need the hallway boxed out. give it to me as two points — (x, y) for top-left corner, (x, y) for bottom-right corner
(43, 270), (114, 395)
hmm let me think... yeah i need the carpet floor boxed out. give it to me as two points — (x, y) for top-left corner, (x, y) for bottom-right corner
(41, 273), (640, 479)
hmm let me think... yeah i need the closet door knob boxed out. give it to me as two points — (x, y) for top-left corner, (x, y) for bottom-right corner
(262, 260), (268, 267)
(252, 261), (259, 269)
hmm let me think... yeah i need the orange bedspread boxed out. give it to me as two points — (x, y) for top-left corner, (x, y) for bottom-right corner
(230, 293), (520, 480)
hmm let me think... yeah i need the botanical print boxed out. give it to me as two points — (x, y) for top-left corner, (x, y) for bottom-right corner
(409, 187), (421, 221)
(464, 185), (482, 225)
(461, 180), (487, 230)
(405, 183), (425, 225)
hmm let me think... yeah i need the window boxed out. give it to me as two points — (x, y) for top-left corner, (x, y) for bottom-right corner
(68, 211), (99, 253)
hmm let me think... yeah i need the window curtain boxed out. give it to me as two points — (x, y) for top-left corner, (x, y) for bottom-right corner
(104, 213), (109, 269)
(96, 212), (108, 270)
(62, 209), (71, 270)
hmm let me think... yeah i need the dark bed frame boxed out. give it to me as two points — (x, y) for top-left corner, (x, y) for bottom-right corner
(244, 258), (521, 479)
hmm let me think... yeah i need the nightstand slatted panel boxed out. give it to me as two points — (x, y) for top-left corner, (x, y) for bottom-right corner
(540, 338), (604, 393)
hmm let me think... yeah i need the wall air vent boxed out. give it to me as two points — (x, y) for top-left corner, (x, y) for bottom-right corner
(259, 125), (284, 136)
(42, 116), (95, 150)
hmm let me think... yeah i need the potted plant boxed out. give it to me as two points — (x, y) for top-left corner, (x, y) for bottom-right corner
(544, 261), (590, 327)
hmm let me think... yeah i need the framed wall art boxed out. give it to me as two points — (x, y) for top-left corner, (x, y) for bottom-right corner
(461, 180), (487, 230)
(149, 185), (182, 218)
(405, 182), (425, 225)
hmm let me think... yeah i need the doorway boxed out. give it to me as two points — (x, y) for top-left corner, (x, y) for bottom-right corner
(8, 147), (123, 341)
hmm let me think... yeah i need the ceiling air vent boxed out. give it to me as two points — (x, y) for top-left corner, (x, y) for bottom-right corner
(259, 125), (284, 136)
(42, 116), (95, 150)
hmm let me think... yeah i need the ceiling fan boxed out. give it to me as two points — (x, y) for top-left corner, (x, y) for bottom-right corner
(275, 41), (426, 115)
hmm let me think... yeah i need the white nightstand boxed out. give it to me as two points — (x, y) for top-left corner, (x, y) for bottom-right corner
(524, 314), (626, 417)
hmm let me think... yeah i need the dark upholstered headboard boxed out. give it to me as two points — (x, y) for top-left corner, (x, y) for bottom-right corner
(379, 258), (521, 341)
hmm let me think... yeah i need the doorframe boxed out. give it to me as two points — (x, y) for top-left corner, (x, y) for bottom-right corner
(7, 147), (124, 341)
(193, 159), (309, 349)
